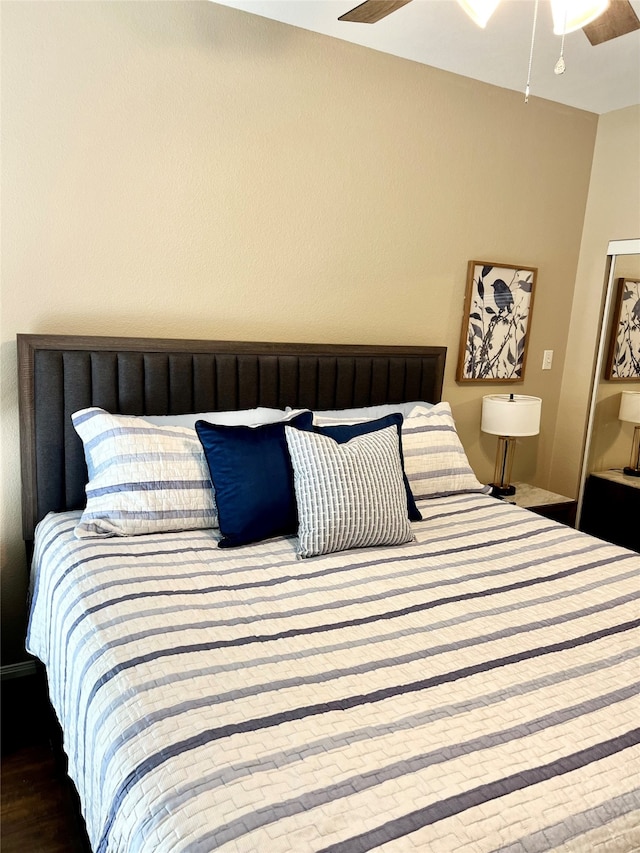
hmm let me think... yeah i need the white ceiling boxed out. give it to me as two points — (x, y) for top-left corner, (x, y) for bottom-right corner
(214, 0), (640, 114)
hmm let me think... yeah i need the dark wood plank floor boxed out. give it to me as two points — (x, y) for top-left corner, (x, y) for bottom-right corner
(1, 671), (91, 852)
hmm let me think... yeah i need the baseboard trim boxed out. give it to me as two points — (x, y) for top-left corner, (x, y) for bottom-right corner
(1, 660), (38, 680)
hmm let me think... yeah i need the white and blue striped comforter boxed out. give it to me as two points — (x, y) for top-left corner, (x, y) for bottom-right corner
(27, 493), (640, 853)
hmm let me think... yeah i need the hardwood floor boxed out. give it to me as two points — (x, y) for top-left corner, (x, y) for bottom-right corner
(1, 671), (91, 852)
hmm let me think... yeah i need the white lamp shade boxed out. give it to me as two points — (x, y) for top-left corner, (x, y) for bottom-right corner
(481, 394), (542, 437)
(550, 0), (609, 34)
(619, 391), (640, 424)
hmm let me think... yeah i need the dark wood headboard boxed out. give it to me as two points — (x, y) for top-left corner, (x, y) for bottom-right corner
(17, 334), (446, 543)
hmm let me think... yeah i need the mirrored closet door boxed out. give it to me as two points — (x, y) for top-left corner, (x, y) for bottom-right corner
(577, 239), (640, 551)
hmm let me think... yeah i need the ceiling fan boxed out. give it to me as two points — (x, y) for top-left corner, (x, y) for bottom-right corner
(338, 0), (640, 46)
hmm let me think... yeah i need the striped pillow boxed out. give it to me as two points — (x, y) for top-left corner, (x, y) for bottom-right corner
(285, 424), (414, 558)
(402, 403), (490, 499)
(72, 407), (217, 538)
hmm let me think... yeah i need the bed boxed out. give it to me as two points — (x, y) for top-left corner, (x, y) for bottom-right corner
(18, 334), (640, 853)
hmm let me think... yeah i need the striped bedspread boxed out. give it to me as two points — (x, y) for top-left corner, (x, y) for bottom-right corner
(27, 493), (640, 852)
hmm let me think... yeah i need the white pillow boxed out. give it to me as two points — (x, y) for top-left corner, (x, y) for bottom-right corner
(72, 407), (217, 538)
(285, 424), (414, 558)
(143, 407), (290, 429)
(402, 403), (490, 499)
(309, 401), (434, 425)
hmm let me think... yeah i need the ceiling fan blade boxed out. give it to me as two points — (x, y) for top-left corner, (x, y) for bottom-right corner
(582, 0), (640, 44)
(338, 0), (413, 24)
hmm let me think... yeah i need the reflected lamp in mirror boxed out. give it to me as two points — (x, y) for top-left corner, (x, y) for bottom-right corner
(619, 391), (640, 477)
(481, 394), (542, 497)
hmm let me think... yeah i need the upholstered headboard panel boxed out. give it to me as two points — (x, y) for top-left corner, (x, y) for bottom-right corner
(17, 334), (446, 543)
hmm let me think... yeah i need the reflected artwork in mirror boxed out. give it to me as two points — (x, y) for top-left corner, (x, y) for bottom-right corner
(605, 277), (640, 380)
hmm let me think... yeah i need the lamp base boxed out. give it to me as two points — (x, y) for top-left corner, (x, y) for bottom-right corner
(490, 436), (517, 499)
(623, 466), (640, 477)
(490, 483), (516, 497)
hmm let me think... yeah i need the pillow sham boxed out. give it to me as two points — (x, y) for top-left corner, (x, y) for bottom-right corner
(306, 414), (421, 521)
(72, 407), (217, 538)
(195, 411), (314, 548)
(285, 425), (414, 558)
(402, 403), (490, 499)
(143, 407), (290, 430)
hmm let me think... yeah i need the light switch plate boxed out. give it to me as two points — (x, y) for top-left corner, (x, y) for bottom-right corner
(542, 350), (553, 370)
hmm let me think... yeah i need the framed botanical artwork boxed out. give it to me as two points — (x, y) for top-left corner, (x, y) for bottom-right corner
(604, 278), (640, 381)
(456, 260), (537, 383)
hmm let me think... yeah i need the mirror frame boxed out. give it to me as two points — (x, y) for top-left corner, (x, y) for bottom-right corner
(576, 238), (640, 525)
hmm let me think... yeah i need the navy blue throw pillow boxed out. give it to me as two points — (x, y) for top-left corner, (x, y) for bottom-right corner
(306, 414), (421, 521)
(195, 411), (314, 548)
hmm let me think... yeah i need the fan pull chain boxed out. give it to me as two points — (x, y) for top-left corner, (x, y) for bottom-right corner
(524, 0), (539, 102)
(555, 6), (568, 74)
(555, 31), (566, 74)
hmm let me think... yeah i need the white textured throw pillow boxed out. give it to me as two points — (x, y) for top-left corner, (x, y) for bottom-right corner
(310, 401), (433, 425)
(402, 403), (490, 499)
(285, 424), (414, 558)
(72, 407), (217, 538)
(143, 407), (291, 429)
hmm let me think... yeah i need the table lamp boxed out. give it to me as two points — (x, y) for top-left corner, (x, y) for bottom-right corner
(618, 391), (640, 477)
(481, 394), (542, 496)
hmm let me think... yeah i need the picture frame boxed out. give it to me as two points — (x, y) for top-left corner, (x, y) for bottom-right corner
(604, 278), (640, 381)
(456, 260), (537, 383)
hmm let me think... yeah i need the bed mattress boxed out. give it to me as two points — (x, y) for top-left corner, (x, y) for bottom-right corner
(26, 493), (640, 852)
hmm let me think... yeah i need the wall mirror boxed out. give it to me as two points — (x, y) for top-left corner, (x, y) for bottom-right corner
(577, 238), (640, 535)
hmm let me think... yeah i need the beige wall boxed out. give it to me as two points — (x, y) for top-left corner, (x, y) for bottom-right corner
(1, 1), (600, 663)
(550, 106), (640, 497)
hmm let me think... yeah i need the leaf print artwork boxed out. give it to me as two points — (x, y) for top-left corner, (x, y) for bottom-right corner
(605, 278), (640, 381)
(456, 261), (537, 382)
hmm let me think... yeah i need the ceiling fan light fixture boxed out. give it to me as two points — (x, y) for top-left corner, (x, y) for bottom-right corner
(456, 0), (500, 28)
(550, 0), (610, 34)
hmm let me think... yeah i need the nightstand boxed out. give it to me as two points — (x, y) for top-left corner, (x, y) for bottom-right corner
(579, 469), (640, 552)
(499, 482), (577, 526)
